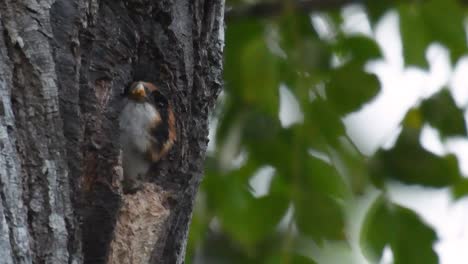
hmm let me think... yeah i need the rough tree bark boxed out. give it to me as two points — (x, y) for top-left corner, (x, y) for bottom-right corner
(0, 0), (224, 263)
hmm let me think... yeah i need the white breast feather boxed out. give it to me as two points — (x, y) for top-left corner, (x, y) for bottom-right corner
(119, 101), (160, 181)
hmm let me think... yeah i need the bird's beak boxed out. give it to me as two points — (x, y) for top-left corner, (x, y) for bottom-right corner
(131, 83), (146, 98)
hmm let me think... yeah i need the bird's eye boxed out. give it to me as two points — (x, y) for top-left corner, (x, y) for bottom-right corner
(153, 90), (168, 107)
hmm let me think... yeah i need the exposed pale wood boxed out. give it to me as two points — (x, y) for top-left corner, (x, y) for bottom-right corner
(107, 184), (170, 264)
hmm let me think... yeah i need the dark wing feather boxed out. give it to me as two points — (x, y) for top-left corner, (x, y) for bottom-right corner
(146, 87), (176, 162)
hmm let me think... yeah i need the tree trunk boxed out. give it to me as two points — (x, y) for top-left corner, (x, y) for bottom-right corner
(0, 0), (224, 263)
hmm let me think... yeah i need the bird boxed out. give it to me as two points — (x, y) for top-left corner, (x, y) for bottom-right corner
(119, 81), (176, 192)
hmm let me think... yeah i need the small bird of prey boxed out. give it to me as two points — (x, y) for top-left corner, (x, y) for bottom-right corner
(119, 81), (176, 192)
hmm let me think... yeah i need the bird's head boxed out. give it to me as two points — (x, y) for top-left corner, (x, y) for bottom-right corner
(127, 82), (149, 102)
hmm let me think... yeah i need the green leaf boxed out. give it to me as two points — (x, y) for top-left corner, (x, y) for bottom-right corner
(203, 158), (258, 212)
(290, 255), (317, 264)
(303, 156), (349, 200)
(372, 129), (462, 187)
(335, 138), (369, 194)
(240, 37), (280, 114)
(266, 253), (318, 264)
(403, 108), (424, 130)
(276, 13), (332, 111)
(306, 97), (346, 145)
(294, 156), (347, 242)
(421, 0), (466, 63)
(421, 89), (467, 138)
(399, 0), (467, 67)
(204, 162), (289, 246)
(278, 12), (319, 53)
(452, 178), (468, 199)
(191, 231), (251, 263)
(365, 0), (394, 24)
(243, 112), (282, 144)
(398, 4), (430, 67)
(392, 206), (438, 264)
(295, 193), (345, 242)
(280, 38), (331, 89)
(326, 63), (381, 115)
(278, 12), (331, 91)
(360, 196), (393, 261)
(361, 196), (439, 264)
(242, 194), (290, 243)
(224, 19), (279, 115)
(242, 113), (293, 169)
(225, 19), (264, 95)
(334, 35), (382, 65)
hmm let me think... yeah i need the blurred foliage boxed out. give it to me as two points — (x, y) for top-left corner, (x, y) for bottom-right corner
(187, 0), (468, 263)
(361, 196), (439, 264)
